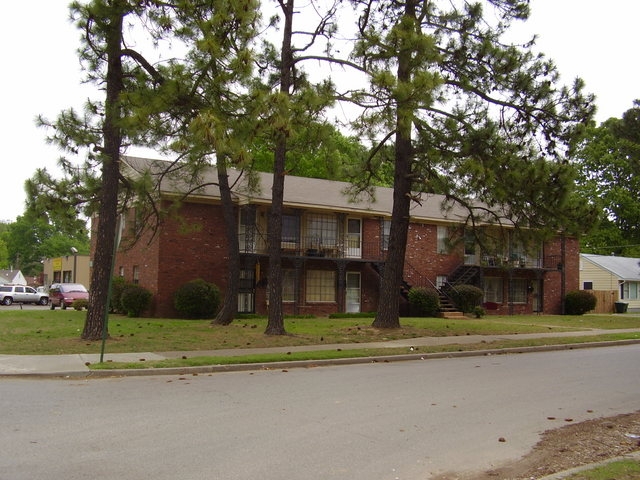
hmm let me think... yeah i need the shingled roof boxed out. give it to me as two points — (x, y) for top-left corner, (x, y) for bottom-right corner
(122, 156), (472, 224)
(581, 254), (640, 282)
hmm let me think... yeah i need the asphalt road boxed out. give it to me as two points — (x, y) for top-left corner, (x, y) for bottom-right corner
(1, 345), (639, 480)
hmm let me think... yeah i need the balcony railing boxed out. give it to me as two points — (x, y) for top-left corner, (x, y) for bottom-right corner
(240, 235), (385, 261)
(466, 253), (563, 270)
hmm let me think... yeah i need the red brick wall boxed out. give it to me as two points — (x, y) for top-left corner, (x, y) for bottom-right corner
(404, 223), (462, 287)
(153, 203), (230, 317)
(114, 210), (161, 314)
(542, 235), (580, 315)
(100, 202), (580, 318)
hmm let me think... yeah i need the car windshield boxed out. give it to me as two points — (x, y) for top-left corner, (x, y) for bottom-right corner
(61, 284), (88, 293)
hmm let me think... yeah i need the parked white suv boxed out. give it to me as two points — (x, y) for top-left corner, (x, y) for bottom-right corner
(0, 285), (49, 306)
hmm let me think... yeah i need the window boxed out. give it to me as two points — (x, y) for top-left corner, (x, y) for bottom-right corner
(510, 278), (528, 304)
(436, 275), (447, 289)
(119, 266), (125, 277)
(484, 277), (503, 303)
(282, 269), (296, 302)
(133, 266), (140, 284)
(583, 282), (593, 290)
(381, 219), (391, 250)
(306, 270), (336, 302)
(437, 226), (449, 254)
(306, 214), (337, 248)
(623, 281), (639, 300)
(282, 215), (300, 248)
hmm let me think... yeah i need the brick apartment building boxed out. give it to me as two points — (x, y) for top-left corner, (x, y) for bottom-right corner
(99, 156), (578, 318)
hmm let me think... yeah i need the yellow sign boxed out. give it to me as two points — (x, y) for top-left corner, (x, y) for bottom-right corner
(52, 257), (62, 272)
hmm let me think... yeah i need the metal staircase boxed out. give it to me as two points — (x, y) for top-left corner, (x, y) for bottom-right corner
(373, 261), (468, 318)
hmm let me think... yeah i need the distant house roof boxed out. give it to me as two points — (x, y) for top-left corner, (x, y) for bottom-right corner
(581, 254), (640, 282)
(122, 156), (483, 225)
(0, 270), (25, 285)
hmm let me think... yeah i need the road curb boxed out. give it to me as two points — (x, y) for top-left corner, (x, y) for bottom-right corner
(2, 338), (639, 380)
(77, 338), (640, 379)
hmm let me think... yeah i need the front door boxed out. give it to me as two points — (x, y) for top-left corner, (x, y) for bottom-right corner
(532, 279), (542, 313)
(346, 272), (361, 313)
(237, 268), (256, 313)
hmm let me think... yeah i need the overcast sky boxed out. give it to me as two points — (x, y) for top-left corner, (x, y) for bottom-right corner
(1, 0), (638, 223)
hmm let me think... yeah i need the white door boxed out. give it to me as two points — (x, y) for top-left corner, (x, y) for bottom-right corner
(346, 218), (362, 258)
(346, 272), (361, 313)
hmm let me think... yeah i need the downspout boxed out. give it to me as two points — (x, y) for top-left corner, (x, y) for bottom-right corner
(560, 233), (566, 315)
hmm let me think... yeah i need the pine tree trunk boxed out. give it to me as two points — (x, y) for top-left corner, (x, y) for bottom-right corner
(265, 0), (295, 336)
(213, 161), (239, 326)
(82, 7), (124, 341)
(372, 0), (416, 329)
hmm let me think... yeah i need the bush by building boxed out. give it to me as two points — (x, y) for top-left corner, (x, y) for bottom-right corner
(449, 284), (484, 313)
(564, 290), (597, 315)
(408, 287), (441, 317)
(173, 279), (221, 319)
(120, 284), (152, 317)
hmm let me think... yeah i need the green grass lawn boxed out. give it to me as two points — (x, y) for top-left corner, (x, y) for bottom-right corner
(565, 459), (640, 480)
(0, 309), (638, 356)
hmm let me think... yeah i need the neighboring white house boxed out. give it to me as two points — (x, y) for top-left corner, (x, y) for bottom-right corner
(0, 269), (27, 285)
(580, 253), (640, 312)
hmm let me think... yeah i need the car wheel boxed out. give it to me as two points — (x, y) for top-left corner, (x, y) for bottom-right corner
(61, 301), (67, 310)
(39, 297), (49, 306)
(3, 297), (13, 306)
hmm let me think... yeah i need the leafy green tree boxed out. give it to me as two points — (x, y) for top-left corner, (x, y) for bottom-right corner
(575, 102), (640, 256)
(2, 214), (89, 276)
(251, 124), (371, 182)
(0, 236), (9, 270)
(348, 0), (595, 328)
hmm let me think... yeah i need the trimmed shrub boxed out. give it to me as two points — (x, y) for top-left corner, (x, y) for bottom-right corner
(407, 287), (441, 317)
(173, 279), (221, 319)
(110, 276), (128, 314)
(73, 299), (89, 311)
(473, 306), (485, 318)
(449, 284), (484, 313)
(120, 284), (152, 317)
(564, 290), (597, 315)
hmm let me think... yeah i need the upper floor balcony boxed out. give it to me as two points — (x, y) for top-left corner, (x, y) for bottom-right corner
(240, 233), (386, 262)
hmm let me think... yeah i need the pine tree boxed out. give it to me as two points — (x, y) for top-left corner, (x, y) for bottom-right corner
(349, 0), (595, 328)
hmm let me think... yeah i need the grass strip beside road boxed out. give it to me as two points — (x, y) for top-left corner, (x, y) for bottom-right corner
(89, 332), (640, 370)
(565, 458), (640, 480)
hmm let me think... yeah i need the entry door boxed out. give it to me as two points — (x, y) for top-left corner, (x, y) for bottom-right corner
(346, 272), (361, 313)
(532, 279), (541, 313)
(346, 218), (362, 258)
(237, 269), (256, 313)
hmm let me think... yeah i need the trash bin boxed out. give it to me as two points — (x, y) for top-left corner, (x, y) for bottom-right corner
(614, 301), (628, 313)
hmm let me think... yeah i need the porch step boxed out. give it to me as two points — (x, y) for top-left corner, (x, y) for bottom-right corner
(438, 311), (467, 319)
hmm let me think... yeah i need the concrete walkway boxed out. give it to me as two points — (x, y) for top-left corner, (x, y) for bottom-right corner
(1, 328), (639, 378)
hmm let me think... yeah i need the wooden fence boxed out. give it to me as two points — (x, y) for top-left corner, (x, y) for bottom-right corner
(587, 290), (619, 314)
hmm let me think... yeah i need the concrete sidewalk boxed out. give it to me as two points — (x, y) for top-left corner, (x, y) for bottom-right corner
(1, 328), (640, 378)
